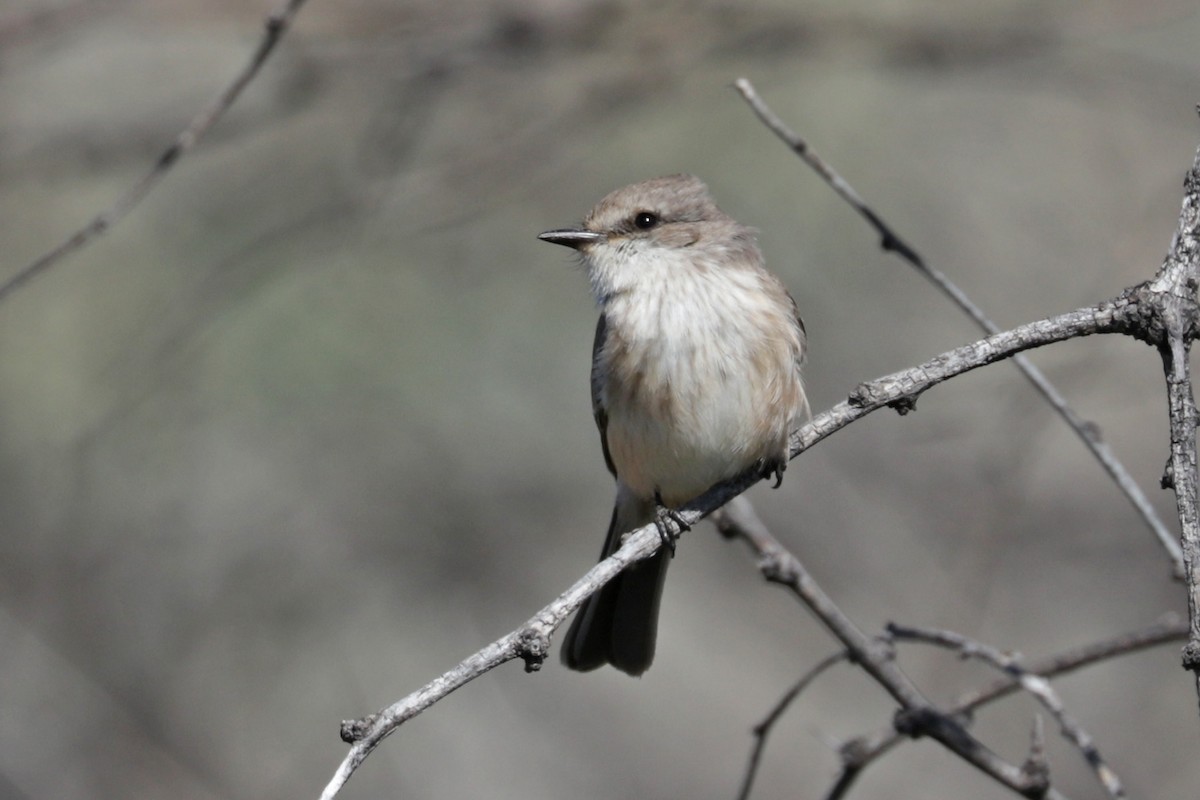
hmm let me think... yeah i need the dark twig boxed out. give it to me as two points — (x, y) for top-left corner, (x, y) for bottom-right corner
(0, 0), (311, 304)
(888, 623), (1125, 798)
(733, 77), (1184, 577)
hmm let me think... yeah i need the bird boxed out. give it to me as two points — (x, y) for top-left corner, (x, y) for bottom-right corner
(538, 174), (808, 675)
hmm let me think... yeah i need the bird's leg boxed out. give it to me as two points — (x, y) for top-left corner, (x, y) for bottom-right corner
(652, 490), (689, 557)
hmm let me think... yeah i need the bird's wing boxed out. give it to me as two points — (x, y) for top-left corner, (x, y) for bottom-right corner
(790, 291), (808, 366)
(591, 313), (617, 478)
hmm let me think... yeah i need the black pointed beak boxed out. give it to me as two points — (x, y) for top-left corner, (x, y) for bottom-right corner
(537, 228), (604, 250)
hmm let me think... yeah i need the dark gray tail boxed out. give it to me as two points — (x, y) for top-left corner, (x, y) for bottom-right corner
(560, 494), (668, 676)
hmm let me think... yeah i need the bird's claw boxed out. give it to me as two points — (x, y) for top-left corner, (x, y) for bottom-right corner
(653, 491), (689, 557)
(760, 457), (787, 489)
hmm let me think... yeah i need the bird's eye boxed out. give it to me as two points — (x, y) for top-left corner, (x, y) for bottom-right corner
(633, 211), (659, 230)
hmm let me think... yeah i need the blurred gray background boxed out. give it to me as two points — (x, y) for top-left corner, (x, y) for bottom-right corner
(1, 1), (1198, 798)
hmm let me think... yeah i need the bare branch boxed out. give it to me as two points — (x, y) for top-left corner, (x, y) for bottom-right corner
(715, 497), (1064, 798)
(319, 518), (664, 800)
(734, 77), (1184, 576)
(718, 501), (1186, 800)
(955, 614), (1188, 712)
(732, 78), (923, 267)
(789, 301), (1125, 460)
(0, 0), (312, 304)
(1152, 140), (1200, 703)
(887, 623), (1125, 798)
(829, 616), (1187, 799)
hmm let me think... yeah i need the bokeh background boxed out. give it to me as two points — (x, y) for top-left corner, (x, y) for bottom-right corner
(1, 1), (1198, 798)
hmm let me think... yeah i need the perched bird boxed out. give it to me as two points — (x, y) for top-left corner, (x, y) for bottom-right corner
(539, 174), (808, 675)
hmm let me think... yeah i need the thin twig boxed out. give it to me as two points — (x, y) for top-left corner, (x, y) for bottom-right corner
(0, 0), (312, 304)
(888, 623), (1125, 798)
(733, 77), (1184, 577)
(955, 614), (1187, 712)
(734, 650), (847, 800)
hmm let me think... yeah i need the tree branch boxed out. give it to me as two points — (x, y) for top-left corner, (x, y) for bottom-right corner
(1151, 139), (1200, 702)
(719, 502), (1186, 800)
(0, 0), (311, 304)
(887, 623), (1125, 798)
(788, 301), (1130, 459)
(714, 497), (1067, 798)
(319, 507), (673, 800)
(734, 77), (1184, 577)
(826, 615), (1187, 799)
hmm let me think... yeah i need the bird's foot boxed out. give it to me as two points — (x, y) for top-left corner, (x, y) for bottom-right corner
(653, 491), (689, 557)
(759, 456), (787, 489)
